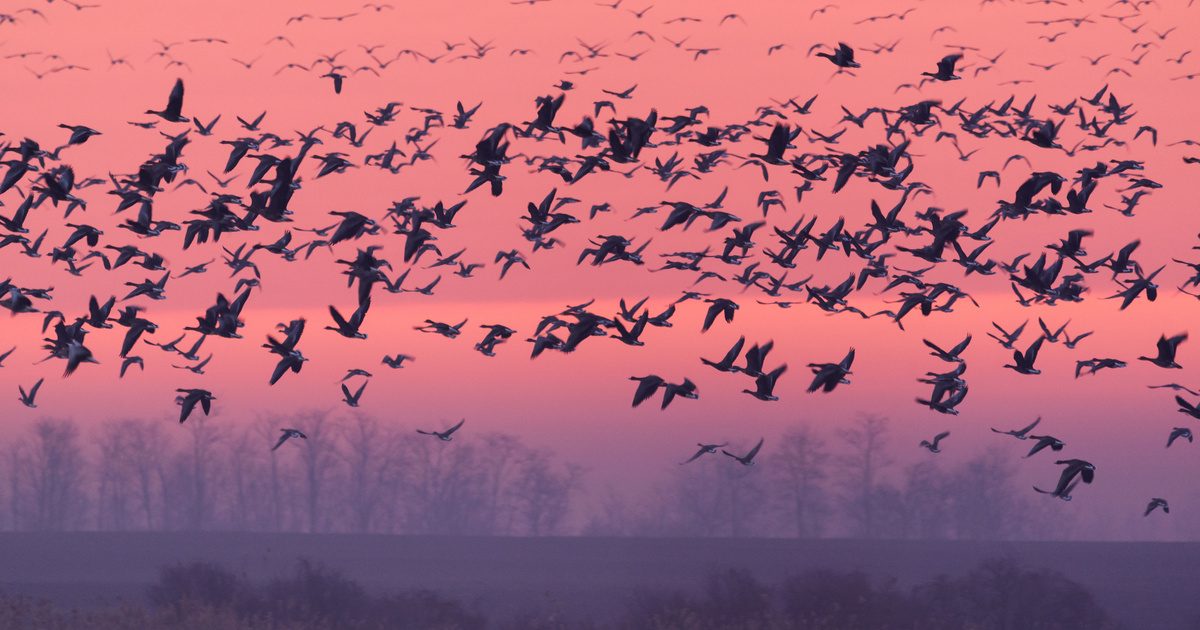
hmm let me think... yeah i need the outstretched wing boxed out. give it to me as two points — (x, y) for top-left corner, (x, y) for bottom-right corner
(744, 437), (764, 460)
(167, 78), (185, 116)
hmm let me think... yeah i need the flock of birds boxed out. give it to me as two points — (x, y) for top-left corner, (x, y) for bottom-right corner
(1, 0), (1199, 521)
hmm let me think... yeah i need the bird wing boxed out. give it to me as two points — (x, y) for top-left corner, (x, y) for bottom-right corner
(167, 78), (185, 116)
(631, 377), (663, 407)
(922, 339), (947, 356)
(722, 336), (746, 365)
(701, 303), (721, 331)
(1025, 336), (1045, 364)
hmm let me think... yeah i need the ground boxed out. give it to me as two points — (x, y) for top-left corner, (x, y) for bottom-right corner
(0, 533), (1194, 628)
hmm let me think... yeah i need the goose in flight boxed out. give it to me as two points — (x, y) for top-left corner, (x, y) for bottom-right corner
(1034, 459), (1095, 500)
(922, 335), (970, 362)
(341, 369), (372, 382)
(1037, 318), (1070, 344)
(991, 417), (1041, 440)
(495, 250), (530, 279)
(175, 388), (214, 423)
(739, 340), (775, 378)
(629, 376), (664, 407)
(326, 298), (370, 339)
(415, 318), (467, 338)
(807, 348), (854, 393)
(1139, 333), (1187, 369)
(744, 364), (786, 401)
(815, 42), (860, 69)
(919, 431), (949, 453)
(680, 442), (727, 464)
(417, 419), (465, 441)
(18, 378), (43, 408)
(382, 353), (414, 368)
(272, 428), (308, 451)
(916, 382), (968, 415)
(721, 438), (764, 465)
(701, 298), (738, 332)
(1004, 336), (1045, 375)
(700, 335), (745, 372)
(629, 375), (698, 409)
(1167, 427), (1193, 448)
(58, 123), (102, 146)
(145, 78), (189, 123)
(988, 320), (1027, 350)
(120, 356), (144, 378)
(1062, 329), (1093, 349)
(921, 53), (963, 81)
(264, 318), (307, 384)
(1144, 498), (1170, 516)
(1039, 478), (1080, 502)
(173, 354), (213, 375)
(1025, 435), (1065, 458)
(610, 312), (649, 346)
(1074, 357), (1126, 378)
(1150, 383), (1199, 396)
(341, 381), (367, 407)
(1175, 395), (1200, 420)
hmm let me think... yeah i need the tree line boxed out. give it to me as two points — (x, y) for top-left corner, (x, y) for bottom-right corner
(1, 412), (1068, 538)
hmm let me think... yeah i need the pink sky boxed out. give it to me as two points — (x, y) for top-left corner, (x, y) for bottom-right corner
(2, 0), (1200, 538)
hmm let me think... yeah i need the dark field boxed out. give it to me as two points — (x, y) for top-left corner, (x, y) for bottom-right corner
(0, 533), (1196, 628)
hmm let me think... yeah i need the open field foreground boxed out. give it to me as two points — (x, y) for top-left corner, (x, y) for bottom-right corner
(0, 533), (1196, 628)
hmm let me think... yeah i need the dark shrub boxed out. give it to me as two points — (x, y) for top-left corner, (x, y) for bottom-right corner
(373, 590), (488, 630)
(147, 561), (256, 615)
(699, 568), (772, 628)
(912, 558), (1117, 629)
(623, 588), (723, 629)
(778, 569), (916, 629)
(260, 558), (369, 624)
(146, 558), (484, 629)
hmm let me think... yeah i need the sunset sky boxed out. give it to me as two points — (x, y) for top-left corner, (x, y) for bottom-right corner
(2, 0), (1199, 539)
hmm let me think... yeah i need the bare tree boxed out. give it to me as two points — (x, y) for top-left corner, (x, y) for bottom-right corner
(401, 436), (488, 534)
(837, 414), (893, 538)
(478, 433), (522, 534)
(510, 448), (583, 535)
(297, 409), (337, 533)
(944, 449), (1032, 540)
(180, 415), (222, 529)
(770, 425), (830, 538)
(655, 458), (771, 537)
(122, 420), (168, 530)
(20, 419), (89, 531)
(225, 424), (276, 530)
(0, 417), (598, 536)
(94, 422), (135, 530)
(897, 461), (951, 539)
(338, 413), (406, 533)
(255, 415), (287, 531)
(4, 442), (26, 530)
